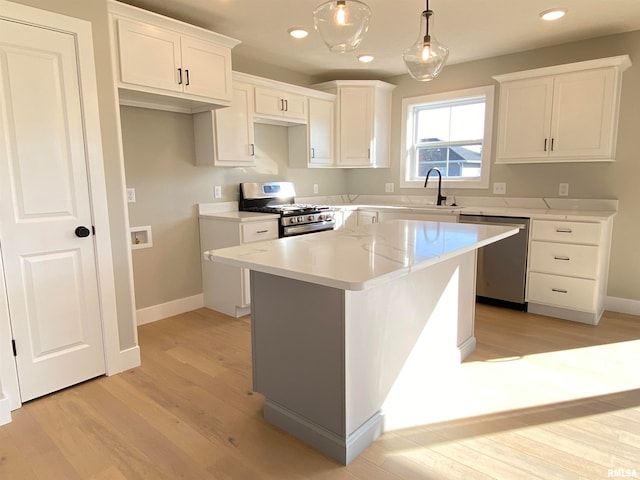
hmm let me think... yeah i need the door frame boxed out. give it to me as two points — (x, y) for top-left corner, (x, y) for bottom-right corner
(0, 1), (125, 418)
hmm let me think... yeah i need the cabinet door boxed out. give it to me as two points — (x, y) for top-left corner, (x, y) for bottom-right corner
(550, 68), (616, 159)
(308, 97), (334, 166)
(283, 92), (308, 121)
(254, 87), (307, 121)
(339, 87), (373, 166)
(116, 18), (182, 93)
(254, 86), (286, 117)
(215, 82), (255, 165)
(357, 210), (378, 225)
(181, 36), (232, 101)
(496, 77), (553, 162)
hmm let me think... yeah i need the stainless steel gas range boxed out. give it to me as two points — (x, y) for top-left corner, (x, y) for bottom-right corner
(239, 181), (335, 237)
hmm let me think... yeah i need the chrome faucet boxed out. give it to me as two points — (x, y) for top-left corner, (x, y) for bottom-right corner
(424, 167), (447, 206)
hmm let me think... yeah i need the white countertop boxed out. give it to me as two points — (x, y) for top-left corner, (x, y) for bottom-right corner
(204, 220), (518, 291)
(199, 211), (279, 222)
(298, 196), (618, 222)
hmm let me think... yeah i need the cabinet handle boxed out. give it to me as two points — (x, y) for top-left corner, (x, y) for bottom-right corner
(284, 99), (288, 111)
(256, 230), (268, 234)
(552, 288), (568, 294)
(367, 148), (371, 160)
(554, 255), (570, 261)
(280, 98), (285, 111)
(544, 138), (548, 152)
(249, 143), (255, 156)
(551, 138), (555, 151)
(185, 69), (190, 86)
(311, 147), (315, 158)
(556, 227), (572, 233)
(178, 68), (183, 85)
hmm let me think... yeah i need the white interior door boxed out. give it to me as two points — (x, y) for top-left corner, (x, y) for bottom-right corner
(0, 18), (106, 402)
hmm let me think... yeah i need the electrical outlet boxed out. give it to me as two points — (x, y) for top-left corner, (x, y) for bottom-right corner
(313, 184), (319, 194)
(559, 183), (569, 196)
(214, 186), (222, 199)
(126, 188), (136, 203)
(385, 182), (394, 193)
(493, 182), (506, 195)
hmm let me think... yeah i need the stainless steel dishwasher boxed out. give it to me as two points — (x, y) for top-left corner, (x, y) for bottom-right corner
(459, 214), (530, 310)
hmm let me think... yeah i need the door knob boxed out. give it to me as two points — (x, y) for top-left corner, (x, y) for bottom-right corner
(75, 226), (91, 238)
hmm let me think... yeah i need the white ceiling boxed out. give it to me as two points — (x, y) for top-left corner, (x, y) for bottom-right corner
(118, 0), (640, 79)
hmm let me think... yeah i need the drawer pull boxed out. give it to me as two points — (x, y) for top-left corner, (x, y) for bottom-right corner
(556, 228), (573, 233)
(553, 255), (570, 261)
(256, 229), (269, 234)
(552, 288), (568, 294)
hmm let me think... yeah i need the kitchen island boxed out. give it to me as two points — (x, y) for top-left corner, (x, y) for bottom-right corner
(205, 220), (517, 464)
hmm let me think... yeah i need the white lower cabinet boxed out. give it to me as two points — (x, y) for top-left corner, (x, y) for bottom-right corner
(200, 215), (278, 317)
(357, 209), (378, 225)
(526, 218), (612, 324)
(332, 209), (357, 230)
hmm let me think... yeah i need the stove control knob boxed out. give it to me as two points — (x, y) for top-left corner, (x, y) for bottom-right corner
(290, 217), (297, 224)
(308, 215), (314, 221)
(318, 214), (325, 221)
(298, 216), (304, 223)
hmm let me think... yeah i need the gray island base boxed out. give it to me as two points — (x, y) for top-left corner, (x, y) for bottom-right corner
(205, 220), (518, 464)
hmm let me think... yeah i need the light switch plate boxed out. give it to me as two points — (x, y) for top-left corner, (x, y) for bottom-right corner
(493, 182), (506, 195)
(559, 183), (569, 196)
(385, 182), (394, 193)
(126, 188), (136, 203)
(313, 184), (319, 194)
(214, 186), (222, 199)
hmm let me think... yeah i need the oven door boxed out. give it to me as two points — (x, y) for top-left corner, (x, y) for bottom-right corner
(282, 220), (335, 237)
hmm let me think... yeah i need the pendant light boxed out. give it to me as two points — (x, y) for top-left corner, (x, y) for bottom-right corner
(313, 0), (371, 53)
(403, 0), (449, 81)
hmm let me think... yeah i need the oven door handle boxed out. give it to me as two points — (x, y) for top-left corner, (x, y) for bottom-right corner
(283, 221), (335, 237)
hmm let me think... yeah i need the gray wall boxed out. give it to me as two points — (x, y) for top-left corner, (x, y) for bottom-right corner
(121, 108), (347, 309)
(11, 0), (138, 350)
(347, 30), (640, 303)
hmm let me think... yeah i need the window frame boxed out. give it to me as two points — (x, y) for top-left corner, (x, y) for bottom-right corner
(400, 85), (495, 189)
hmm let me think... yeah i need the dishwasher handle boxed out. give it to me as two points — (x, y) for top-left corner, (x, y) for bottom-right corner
(460, 219), (528, 230)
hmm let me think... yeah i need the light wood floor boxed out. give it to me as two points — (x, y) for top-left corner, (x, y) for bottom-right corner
(1, 304), (639, 479)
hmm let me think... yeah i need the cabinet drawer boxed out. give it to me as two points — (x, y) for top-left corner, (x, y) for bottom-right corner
(527, 272), (596, 311)
(529, 242), (599, 278)
(241, 221), (278, 243)
(531, 220), (601, 244)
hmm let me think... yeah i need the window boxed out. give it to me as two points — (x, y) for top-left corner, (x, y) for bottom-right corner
(400, 86), (494, 189)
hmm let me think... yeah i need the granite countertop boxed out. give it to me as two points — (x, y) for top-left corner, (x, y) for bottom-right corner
(204, 220), (517, 291)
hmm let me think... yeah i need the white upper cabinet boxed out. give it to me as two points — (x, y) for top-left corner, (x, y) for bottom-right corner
(254, 86), (307, 124)
(193, 81), (256, 167)
(494, 55), (631, 163)
(288, 91), (336, 168)
(313, 80), (395, 168)
(308, 96), (334, 166)
(108, 0), (240, 113)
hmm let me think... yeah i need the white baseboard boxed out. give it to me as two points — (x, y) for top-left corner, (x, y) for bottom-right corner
(0, 395), (11, 426)
(136, 294), (204, 325)
(606, 296), (640, 316)
(116, 345), (141, 373)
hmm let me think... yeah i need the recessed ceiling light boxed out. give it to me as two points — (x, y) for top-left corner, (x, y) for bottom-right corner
(358, 54), (374, 63)
(539, 8), (567, 21)
(288, 27), (309, 39)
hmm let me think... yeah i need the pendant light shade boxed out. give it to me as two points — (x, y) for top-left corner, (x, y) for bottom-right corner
(403, 1), (449, 81)
(313, 0), (371, 53)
